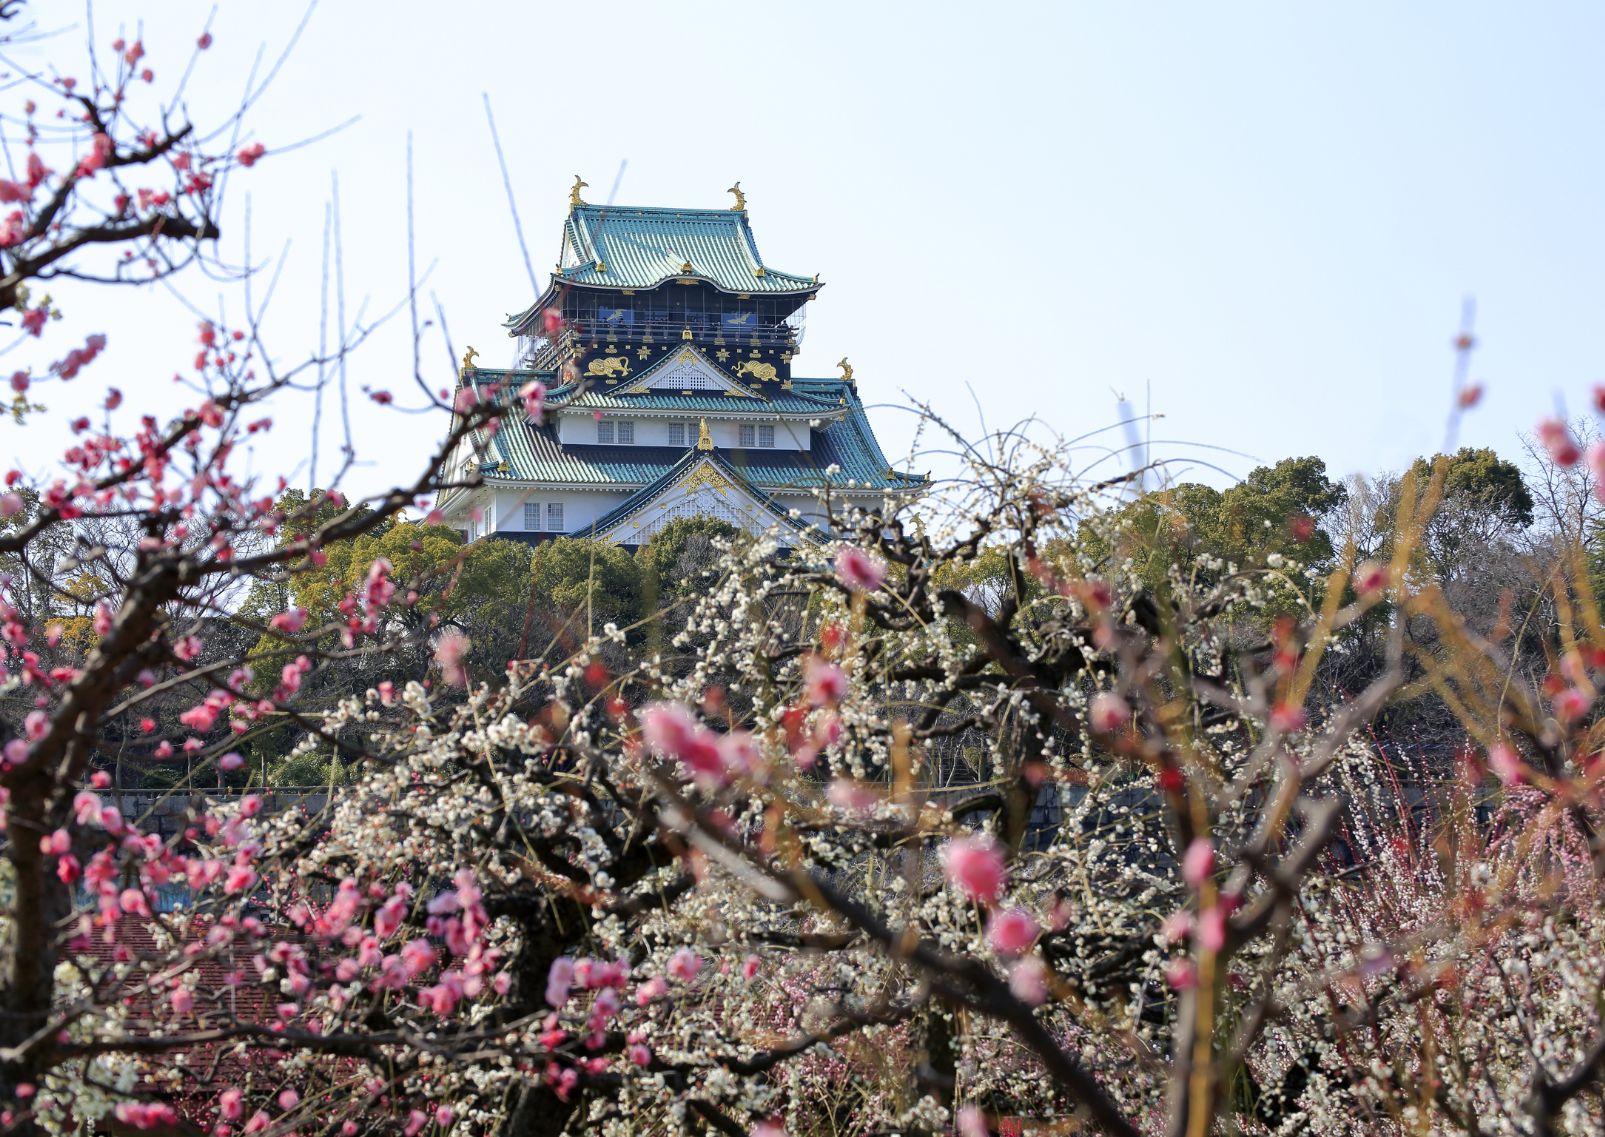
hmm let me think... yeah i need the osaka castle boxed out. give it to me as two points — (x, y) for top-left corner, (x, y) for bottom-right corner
(436, 180), (922, 548)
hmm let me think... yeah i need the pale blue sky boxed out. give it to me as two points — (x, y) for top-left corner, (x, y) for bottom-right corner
(17, 2), (1605, 496)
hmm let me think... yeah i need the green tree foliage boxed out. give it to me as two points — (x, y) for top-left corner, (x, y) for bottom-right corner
(932, 543), (1035, 616)
(287, 522), (530, 638)
(269, 750), (340, 788)
(1213, 456), (1347, 570)
(638, 516), (741, 603)
(1080, 458), (1346, 605)
(637, 517), (743, 653)
(526, 537), (643, 649)
(1401, 447), (1534, 584)
(235, 488), (385, 627)
(1080, 482), (1223, 595)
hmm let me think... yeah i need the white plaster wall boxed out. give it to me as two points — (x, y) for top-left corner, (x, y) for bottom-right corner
(556, 411), (812, 452)
(605, 483), (807, 547)
(464, 484), (892, 544)
(489, 488), (632, 536)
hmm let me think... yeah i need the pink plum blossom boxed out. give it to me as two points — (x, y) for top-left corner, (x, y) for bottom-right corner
(985, 907), (1039, 955)
(1553, 686), (1592, 723)
(520, 379), (546, 420)
(1488, 743), (1525, 786)
(1088, 690), (1130, 733)
(545, 956), (575, 1007)
(1008, 956), (1048, 1006)
(218, 1088), (244, 1122)
(269, 607), (307, 633)
(435, 630), (471, 687)
(834, 545), (886, 592)
(825, 778), (879, 813)
(1269, 702), (1307, 734)
(1538, 417), (1581, 467)
(1354, 560), (1389, 595)
(1182, 838), (1215, 887)
(957, 1104), (989, 1137)
(667, 947), (703, 983)
(941, 834), (1006, 904)
(639, 702), (726, 784)
(803, 655), (849, 708)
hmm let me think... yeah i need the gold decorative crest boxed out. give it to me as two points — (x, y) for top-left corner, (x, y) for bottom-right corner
(734, 360), (777, 382)
(684, 463), (731, 495)
(584, 356), (631, 379)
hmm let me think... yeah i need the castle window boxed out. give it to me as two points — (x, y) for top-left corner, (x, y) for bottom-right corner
(668, 421), (688, 447)
(651, 370), (718, 391)
(597, 421), (613, 444)
(616, 420), (634, 444)
(740, 423), (776, 448)
(546, 502), (565, 532)
(523, 502), (540, 531)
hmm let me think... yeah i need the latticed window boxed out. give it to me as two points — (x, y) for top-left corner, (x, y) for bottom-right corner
(651, 361), (720, 390)
(523, 502), (540, 531)
(739, 423), (776, 448)
(617, 421), (634, 444)
(546, 502), (564, 532)
(668, 422), (687, 447)
(597, 421), (614, 444)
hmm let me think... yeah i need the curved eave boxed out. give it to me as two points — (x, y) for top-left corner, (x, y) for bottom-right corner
(557, 403), (848, 421)
(560, 204), (819, 295)
(506, 278), (821, 336)
(555, 269), (819, 296)
(574, 449), (823, 545)
(544, 384), (846, 416)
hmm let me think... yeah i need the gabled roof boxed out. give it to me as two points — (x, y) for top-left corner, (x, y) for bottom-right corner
(438, 371), (924, 509)
(573, 449), (822, 547)
(553, 204), (818, 295)
(545, 346), (844, 416)
(439, 372), (924, 523)
(553, 389), (844, 416)
(608, 344), (761, 398)
(492, 389), (919, 493)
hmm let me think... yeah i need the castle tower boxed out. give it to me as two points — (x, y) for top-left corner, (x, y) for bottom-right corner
(437, 183), (920, 548)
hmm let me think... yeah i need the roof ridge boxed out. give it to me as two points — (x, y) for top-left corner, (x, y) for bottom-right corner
(571, 202), (750, 218)
(575, 450), (818, 544)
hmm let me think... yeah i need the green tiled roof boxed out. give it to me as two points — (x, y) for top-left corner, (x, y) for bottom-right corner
(457, 374), (920, 493)
(549, 386), (844, 416)
(553, 205), (817, 295)
(577, 450), (819, 545)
